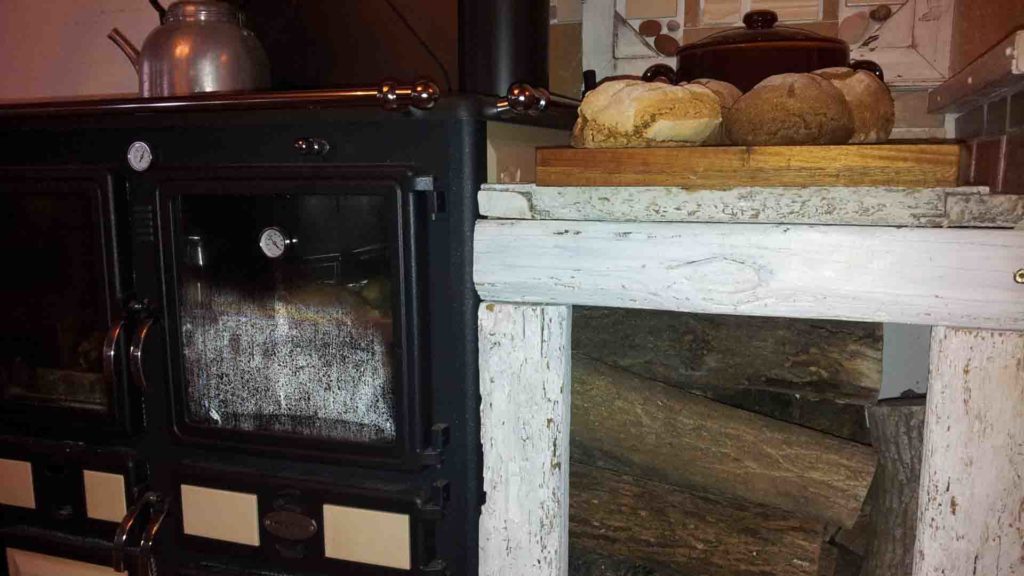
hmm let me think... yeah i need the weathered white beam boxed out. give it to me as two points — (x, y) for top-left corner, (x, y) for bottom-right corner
(474, 221), (1024, 330)
(913, 328), (1024, 575)
(478, 303), (572, 576)
(479, 184), (1024, 228)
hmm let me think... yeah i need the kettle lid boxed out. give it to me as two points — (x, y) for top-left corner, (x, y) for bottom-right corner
(165, 1), (240, 23)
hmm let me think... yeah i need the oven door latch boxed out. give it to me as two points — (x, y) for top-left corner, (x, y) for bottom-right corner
(417, 423), (450, 467)
(113, 491), (169, 576)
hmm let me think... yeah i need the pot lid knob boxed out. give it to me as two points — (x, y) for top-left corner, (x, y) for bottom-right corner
(743, 10), (778, 30)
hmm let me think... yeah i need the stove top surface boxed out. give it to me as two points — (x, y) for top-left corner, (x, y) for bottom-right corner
(0, 85), (578, 130)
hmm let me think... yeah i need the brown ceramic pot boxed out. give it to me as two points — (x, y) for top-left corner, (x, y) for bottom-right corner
(643, 10), (882, 93)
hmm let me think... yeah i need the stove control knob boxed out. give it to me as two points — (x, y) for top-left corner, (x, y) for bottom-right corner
(294, 137), (330, 156)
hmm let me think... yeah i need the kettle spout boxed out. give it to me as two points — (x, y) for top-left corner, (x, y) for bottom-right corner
(108, 28), (140, 72)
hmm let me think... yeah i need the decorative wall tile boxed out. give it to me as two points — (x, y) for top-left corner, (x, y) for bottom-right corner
(751, 0), (821, 21)
(624, 0), (679, 19)
(702, 0), (742, 24)
(553, 0), (583, 23)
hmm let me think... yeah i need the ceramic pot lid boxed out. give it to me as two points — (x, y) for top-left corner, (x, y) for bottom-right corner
(678, 10), (848, 55)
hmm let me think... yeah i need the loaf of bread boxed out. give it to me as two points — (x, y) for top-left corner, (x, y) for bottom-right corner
(690, 79), (742, 145)
(725, 73), (855, 146)
(572, 79), (722, 148)
(814, 67), (894, 143)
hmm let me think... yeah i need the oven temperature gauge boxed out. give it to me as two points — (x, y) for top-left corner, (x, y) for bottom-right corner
(127, 141), (153, 172)
(259, 227), (291, 259)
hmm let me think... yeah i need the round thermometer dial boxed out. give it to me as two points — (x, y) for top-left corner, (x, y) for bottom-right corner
(127, 141), (153, 172)
(258, 227), (290, 259)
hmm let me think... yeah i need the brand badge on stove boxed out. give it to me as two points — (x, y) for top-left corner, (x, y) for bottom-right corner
(263, 510), (319, 541)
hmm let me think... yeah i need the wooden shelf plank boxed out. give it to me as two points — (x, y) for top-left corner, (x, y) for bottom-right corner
(474, 220), (1024, 330)
(535, 144), (966, 188)
(480, 184), (1024, 227)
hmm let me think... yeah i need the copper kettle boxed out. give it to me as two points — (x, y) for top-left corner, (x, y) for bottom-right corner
(108, 0), (270, 97)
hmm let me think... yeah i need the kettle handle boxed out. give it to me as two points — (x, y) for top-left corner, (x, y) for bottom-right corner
(148, 0), (166, 24)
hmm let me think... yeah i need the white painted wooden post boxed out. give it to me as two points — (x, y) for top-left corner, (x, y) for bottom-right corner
(478, 303), (572, 576)
(913, 327), (1024, 576)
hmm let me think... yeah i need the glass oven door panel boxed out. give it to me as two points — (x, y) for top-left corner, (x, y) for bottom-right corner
(161, 169), (424, 461)
(0, 172), (127, 429)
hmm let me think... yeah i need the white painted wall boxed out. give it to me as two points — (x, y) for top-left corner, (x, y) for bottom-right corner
(0, 0), (156, 100)
(881, 324), (931, 399)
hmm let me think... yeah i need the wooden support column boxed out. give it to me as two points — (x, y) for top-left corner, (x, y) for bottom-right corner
(863, 399), (927, 576)
(478, 303), (572, 576)
(913, 327), (1024, 575)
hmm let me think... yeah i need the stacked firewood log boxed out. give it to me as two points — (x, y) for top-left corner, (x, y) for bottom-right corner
(569, 308), (926, 576)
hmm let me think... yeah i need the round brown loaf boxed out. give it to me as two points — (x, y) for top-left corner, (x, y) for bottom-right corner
(813, 67), (894, 143)
(725, 73), (855, 146)
(572, 79), (722, 148)
(690, 79), (742, 144)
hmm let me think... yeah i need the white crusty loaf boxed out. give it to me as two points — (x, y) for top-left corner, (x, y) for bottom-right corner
(813, 67), (894, 143)
(572, 79), (722, 148)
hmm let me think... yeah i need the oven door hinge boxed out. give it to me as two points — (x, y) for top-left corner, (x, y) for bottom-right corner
(417, 423), (449, 466)
(412, 175), (446, 221)
(419, 559), (448, 575)
(418, 479), (449, 521)
(416, 481), (449, 574)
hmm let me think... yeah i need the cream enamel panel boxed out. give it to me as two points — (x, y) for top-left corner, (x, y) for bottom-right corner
(0, 459), (35, 509)
(6, 548), (118, 576)
(180, 485), (260, 546)
(323, 505), (411, 570)
(83, 470), (127, 523)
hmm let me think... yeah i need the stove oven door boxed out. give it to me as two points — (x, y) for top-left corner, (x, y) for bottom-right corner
(155, 167), (432, 467)
(1, 539), (134, 576)
(0, 169), (137, 439)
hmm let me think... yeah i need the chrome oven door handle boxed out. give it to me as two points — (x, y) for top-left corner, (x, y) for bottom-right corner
(129, 317), (156, 391)
(138, 496), (169, 576)
(102, 318), (126, 391)
(113, 491), (158, 572)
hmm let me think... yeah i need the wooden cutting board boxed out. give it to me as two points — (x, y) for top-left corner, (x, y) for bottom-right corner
(535, 144), (967, 189)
